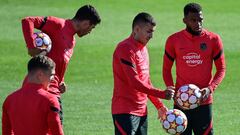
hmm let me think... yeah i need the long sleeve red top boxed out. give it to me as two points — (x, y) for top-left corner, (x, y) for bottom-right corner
(163, 29), (226, 105)
(22, 16), (76, 95)
(112, 35), (165, 116)
(2, 83), (63, 135)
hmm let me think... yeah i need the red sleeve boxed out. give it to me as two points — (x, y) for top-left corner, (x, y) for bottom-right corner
(118, 46), (166, 98)
(21, 16), (46, 49)
(148, 95), (164, 109)
(48, 96), (64, 135)
(60, 77), (65, 85)
(163, 36), (175, 87)
(147, 79), (164, 109)
(209, 35), (226, 92)
(2, 99), (14, 135)
(48, 76), (61, 95)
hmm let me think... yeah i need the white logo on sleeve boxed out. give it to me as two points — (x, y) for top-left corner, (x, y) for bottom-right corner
(183, 52), (203, 67)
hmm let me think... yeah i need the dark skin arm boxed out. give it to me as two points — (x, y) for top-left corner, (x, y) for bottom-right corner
(59, 82), (67, 94)
(28, 48), (47, 57)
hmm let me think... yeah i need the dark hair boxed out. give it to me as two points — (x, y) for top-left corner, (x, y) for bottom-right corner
(132, 12), (156, 29)
(73, 5), (101, 25)
(28, 55), (55, 73)
(184, 3), (202, 16)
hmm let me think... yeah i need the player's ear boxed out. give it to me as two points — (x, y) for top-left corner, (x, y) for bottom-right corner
(34, 70), (42, 81)
(134, 25), (141, 33)
(40, 70), (48, 81)
(82, 20), (91, 27)
(183, 17), (187, 24)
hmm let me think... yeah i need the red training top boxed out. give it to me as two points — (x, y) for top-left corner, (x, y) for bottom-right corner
(22, 16), (76, 95)
(2, 83), (63, 135)
(112, 35), (166, 116)
(163, 29), (226, 105)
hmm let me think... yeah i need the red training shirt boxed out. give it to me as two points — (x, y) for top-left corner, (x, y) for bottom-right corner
(163, 29), (226, 105)
(112, 35), (166, 116)
(22, 16), (76, 95)
(2, 83), (63, 135)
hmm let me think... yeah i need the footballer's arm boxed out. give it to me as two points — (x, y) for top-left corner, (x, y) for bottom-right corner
(162, 37), (175, 88)
(2, 100), (14, 135)
(118, 50), (167, 99)
(148, 95), (168, 120)
(48, 97), (64, 135)
(22, 16), (47, 56)
(208, 35), (226, 92)
(147, 79), (172, 120)
(28, 48), (47, 57)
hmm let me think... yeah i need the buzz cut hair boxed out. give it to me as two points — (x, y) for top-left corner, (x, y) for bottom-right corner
(73, 5), (101, 25)
(184, 3), (202, 17)
(132, 12), (156, 30)
(27, 55), (55, 73)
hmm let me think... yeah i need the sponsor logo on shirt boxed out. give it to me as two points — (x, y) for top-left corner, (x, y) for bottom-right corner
(183, 52), (203, 67)
(200, 43), (207, 51)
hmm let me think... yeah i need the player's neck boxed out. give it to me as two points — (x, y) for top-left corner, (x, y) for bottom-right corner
(131, 33), (145, 46)
(27, 74), (43, 85)
(71, 19), (80, 33)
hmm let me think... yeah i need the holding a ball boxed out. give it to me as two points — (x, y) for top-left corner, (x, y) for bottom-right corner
(33, 32), (52, 55)
(162, 3), (226, 135)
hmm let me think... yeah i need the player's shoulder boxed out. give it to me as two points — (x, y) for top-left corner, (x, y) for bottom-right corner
(3, 88), (22, 106)
(116, 37), (132, 51)
(167, 30), (184, 41)
(203, 29), (221, 40)
(36, 89), (59, 107)
(31, 90), (60, 112)
(114, 37), (134, 57)
(43, 90), (59, 104)
(7, 88), (23, 99)
(47, 16), (65, 22)
(47, 94), (60, 108)
(46, 16), (65, 28)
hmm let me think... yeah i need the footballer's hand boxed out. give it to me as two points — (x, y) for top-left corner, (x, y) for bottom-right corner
(59, 82), (67, 94)
(28, 48), (47, 57)
(157, 106), (168, 121)
(164, 86), (175, 100)
(200, 87), (211, 102)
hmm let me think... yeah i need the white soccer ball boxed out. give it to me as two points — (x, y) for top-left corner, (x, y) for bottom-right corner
(175, 84), (202, 110)
(161, 109), (188, 135)
(33, 32), (52, 54)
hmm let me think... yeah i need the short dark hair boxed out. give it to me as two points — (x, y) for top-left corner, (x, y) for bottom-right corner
(28, 55), (55, 73)
(73, 5), (101, 25)
(132, 12), (156, 29)
(184, 3), (202, 16)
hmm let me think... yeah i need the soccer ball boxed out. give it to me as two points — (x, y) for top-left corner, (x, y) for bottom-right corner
(175, 84), (202, 110)
(33, 32), (52, 53)
(161, 109), (187, 135)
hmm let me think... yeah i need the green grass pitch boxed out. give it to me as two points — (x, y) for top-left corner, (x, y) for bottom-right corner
(0, 0), (240, 134)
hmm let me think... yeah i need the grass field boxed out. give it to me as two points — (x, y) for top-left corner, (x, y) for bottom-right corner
(0, 0), (240, 134)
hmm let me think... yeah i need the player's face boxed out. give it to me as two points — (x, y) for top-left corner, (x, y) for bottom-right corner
(76, 20), (96, 37)
(183, 11), (203, 35)
(134, 23), (155, 45)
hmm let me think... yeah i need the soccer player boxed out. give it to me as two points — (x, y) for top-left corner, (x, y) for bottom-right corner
(162, 3), (226, 135)
(21, 5), (101, 95)
(21, 5), (101, 124)
(2, 55), (64, 135)
(112, 12), (175, 135)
